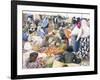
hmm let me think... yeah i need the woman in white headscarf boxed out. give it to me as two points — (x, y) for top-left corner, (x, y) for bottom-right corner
(77, 19), (90, 60)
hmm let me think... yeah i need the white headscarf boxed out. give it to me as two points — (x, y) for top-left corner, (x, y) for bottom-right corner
(81, 19), (90, 37)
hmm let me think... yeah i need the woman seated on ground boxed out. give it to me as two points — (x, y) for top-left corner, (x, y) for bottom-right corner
(26, 52), (46, 68)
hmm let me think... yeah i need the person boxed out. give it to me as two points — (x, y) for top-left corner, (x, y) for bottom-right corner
(37, 25), (45, 39)
(77, 19), (90, 60)
(27, 15), (33, 25)
(71, 17), (81, 54)
(72, 17), (77, 29)
(26, 52), (46, 68)
(41, 16), (49, 34)
(22, 22), (30, 41)
(63, 26), (72, 48)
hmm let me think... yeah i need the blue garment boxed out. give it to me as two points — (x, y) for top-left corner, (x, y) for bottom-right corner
(37, 28), (45, 38)
(72, 35), (80, 52)
(43, 27), (48, 34)
(40, 17), (49, 34)
(22, 32), (29, 41)
(41, 17), (49, 28)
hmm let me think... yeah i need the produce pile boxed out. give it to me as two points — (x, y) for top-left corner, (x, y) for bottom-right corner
(43, 47), (64, 56)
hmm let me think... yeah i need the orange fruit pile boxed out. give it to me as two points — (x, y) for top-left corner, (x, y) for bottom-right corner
(43, 47), (64, 56)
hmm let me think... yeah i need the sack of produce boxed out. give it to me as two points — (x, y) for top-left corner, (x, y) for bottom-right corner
(55, 54), (64, 62)
(52, 60), (65, 68)
(64, 46), (81, 64)
(64, 51), (75, 63)
(24, 42), (32, 51)
(32, 44), (40, 52)
(45, 56), (55, 68)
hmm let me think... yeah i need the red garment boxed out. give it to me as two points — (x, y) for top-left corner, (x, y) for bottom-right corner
(77, 22), (81, 29)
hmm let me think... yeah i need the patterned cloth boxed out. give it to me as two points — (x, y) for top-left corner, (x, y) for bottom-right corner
(77, 36), (90, 60)
(26, 57), (46, 68)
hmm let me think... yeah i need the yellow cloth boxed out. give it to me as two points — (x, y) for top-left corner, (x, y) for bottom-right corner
(64, 29), (71, 39)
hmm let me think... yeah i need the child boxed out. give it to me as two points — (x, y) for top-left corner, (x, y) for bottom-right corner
(26, 52), (46, 68)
